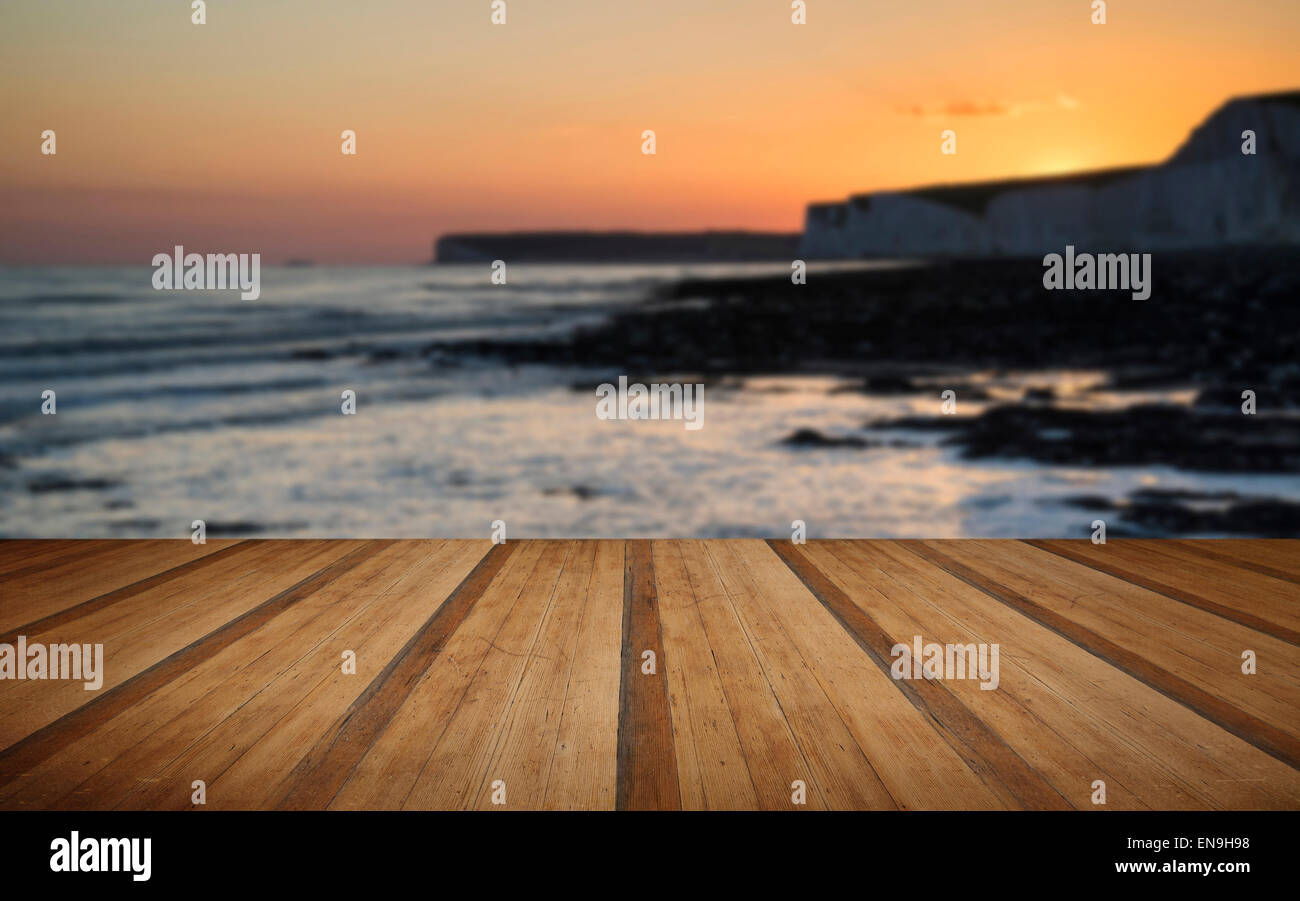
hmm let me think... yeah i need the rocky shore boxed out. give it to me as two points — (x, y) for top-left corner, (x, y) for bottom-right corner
(426, 247), (1300, 535)
(439, 248), (1298, 388)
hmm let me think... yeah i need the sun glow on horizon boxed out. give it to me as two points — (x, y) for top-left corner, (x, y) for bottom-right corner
(2, 0), (1299, 262)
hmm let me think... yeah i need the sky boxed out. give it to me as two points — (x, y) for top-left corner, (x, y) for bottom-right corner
(1, 0), (1298, 263)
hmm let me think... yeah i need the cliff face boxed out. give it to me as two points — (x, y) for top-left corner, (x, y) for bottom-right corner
(801, 91), (1300, 259)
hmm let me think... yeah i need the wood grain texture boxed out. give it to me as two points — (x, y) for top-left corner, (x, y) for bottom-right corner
(675, 539), (827, 809)
(615, 539), (680, 810)
(0, 538), (1296, 810)
(1171, 539), (1300, 584)
(0, 541), (255, 647)
(1027, 539), (1300, 644)
(653, 540), (757, 809)
(905, 540), (1300, 771)
(771, 540), (1061, 810)
(273, 540), (506, 809)
(833, 541), (1300, 809)
(543, 540), (623, 809)
(0, 540), (245, 634)
(326, 540), (546, 809)
(2, 540), (442, 809)
(0, 541), (382, 786)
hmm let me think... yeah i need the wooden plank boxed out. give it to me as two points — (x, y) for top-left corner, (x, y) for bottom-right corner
(269, 541), (516, 809)
(2, 538), (283, 657)
(3, 541), (312, 672)
(833, 541), (1300, 809)
(0, 541), (116, 579)
(615, 539), (680, 810)
(543, 540), (624, 810)
(465, 542), (600, 809)
(652, 540), (757, 810)
(0, 540), (198, 580)
(2, 538), (1295, 812)
(322, 540), (551, 806)
(906, 540), (1300, 770)
(0, 540), (363, 748)
(52, 541), (445, 808)
(321, 541), (547, 809)
(0, 540), (243, 632)
(0, 540), (367, 748)
(110, 541), (492, 810)
(676, 540), (827, 810)
(0, 541), (255, 646)
(1171, 540), (1300, 583)
(1028, 539), (1300, 644)
(760, 540), (1047, 809)
(0, 540), (429, 809)
(0, 541), (386, 787)
(401, 541), (572, 809)
(0, 539), (78, 568)
(797, 541), (1123, 809)
(204, 542), (489, 809)
(705, 541), (901, 809)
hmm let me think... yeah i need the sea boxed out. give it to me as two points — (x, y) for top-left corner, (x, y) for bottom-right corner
(2, 263), (1295, 538)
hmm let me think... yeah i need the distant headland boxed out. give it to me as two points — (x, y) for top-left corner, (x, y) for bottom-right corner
(433, 231), (801, 264)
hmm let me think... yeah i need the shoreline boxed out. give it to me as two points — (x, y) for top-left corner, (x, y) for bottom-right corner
(428, 246), (1300, 535)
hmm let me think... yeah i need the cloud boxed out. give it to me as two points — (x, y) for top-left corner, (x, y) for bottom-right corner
(897, 94), (1081, 119)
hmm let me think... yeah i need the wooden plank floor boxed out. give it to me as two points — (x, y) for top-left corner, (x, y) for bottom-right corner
(0, 539), (1297, 810)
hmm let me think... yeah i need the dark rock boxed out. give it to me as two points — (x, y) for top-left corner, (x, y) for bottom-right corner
(1063, 489), (1300, 535)
(28, 476), (120, 493)
(841, 375), (917, 395)
(543, 484), (603, 500)
(779, 428), (873, 449)
(879, 403), (1300, 473)
(205, 521), (308, 535)
(434, 248), (1300, 389)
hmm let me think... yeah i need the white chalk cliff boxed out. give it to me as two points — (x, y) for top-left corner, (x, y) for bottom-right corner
(800, 91), (1300, 259)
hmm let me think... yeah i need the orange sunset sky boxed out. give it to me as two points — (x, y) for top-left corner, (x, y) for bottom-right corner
(2, 0), (1298, 263)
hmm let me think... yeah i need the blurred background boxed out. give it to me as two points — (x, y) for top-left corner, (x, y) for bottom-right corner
(2, 1), (1298, 537)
